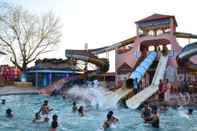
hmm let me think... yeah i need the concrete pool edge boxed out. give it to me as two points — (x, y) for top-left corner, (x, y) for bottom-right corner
(0, 86), (39, 96)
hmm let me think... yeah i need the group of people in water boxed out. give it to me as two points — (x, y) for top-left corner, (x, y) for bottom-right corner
(158, 78), (191, 106)
(1, 94), (194, 131)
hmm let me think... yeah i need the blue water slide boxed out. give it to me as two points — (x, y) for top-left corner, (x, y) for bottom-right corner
(129, 51), (157, 83)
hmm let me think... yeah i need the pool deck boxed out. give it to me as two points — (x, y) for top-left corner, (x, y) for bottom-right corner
(0, 86), (39, 96)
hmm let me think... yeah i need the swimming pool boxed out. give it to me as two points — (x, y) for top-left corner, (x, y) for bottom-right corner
(0, 94), (196, 131)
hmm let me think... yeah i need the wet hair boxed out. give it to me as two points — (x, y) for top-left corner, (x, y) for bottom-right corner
(35, 113), (40, 119)
(107, 113), (112, 120)
(188, 108), (193, 114)
(2, 99), (5, 105)
(6, 108), (12, 114)
(73, 101), (76, 105)
(44, 100), (48, 104)
(51, 120), (58, 128)
(78, 106), (84, 113)
(108, 111), (113, 116)
(52, 114), (58, 121)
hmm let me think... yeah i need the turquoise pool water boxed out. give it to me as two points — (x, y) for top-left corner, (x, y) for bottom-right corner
(0, 95), (197, 131)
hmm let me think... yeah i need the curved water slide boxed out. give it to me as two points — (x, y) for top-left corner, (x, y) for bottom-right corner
(177, 42), (197, 70)
(126, 54), (168, 109)
(102, 52), (157, 108)
(39, 37), (136, 96)
(175, 32), (197, 39)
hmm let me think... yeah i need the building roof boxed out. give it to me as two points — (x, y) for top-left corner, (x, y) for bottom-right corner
(135, 13), (177, 26)
(117, 63), (132, 74)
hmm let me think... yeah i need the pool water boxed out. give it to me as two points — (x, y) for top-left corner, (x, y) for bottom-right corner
(0, 95), (197, 131)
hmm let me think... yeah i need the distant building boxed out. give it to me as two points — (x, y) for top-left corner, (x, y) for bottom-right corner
(25, 58), (82, 87)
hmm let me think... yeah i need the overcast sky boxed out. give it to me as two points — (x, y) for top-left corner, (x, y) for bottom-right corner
(1, 0), (197, 71)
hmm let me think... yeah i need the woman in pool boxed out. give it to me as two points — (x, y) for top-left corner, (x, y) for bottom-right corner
(78, 106), (84, 116)
(49, 115), (58, 131)
(103, 111), (119, 130)
(39, 100), (53, 122)
(6, 108), (14, 118)
(148, 110), (160, 128)
(141, 103), (152, 122)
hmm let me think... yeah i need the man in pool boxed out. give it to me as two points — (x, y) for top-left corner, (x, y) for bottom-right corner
(148, 109), (160, 128)
(38, 100), (53, 122)
(78, 106), (84, 117)
(72, 101), (78, 113)
(141, 103), (152, 122)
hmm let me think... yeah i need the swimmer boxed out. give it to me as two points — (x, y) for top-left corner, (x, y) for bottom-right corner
(187, 108), (193, 116)
(78, 106), (84, 117)
(2, 99), (6, 105)
(103, 111), (119, 130)
(32, 112), (43, 123)
(148, 110), (160, 128)
(107, 111), (119, 123)
(49, 115), (58, 131)
(72, 101), (78, 113)
(6, 108), (14, 118)
(141, 103), (152, 122)
(38, 100), (53, 122)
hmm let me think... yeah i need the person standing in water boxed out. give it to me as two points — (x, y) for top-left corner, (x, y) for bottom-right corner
(2, 99), (6, 105)
(49, 115), (58, 131)
(38, 100), (53, 122)
(149, 109), (160, 128)
(103, 111), (119, 130)
(72, 101), (78, 113)
(6, 108), (14, 118)
(78, 106), (85, 117)
(141, 103), (152, 122)
(187, 108), (193, 116)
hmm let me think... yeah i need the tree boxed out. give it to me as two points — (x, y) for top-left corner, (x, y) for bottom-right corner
(0, 3), (62, 71)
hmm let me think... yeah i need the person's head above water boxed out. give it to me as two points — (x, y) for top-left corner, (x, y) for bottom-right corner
(144, 102), (149, 108)
(188, 108), (193, 115)
(6, 108), (13, 117)
(108, 111), (113, 116)
(44, 100), (48, 105)
(78, 106), (84, 113)
(73, 101), (76, 106)
(52, 114), (58, 121)
(2, 99), (5, 105)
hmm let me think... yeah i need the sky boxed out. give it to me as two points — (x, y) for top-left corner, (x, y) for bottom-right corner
(1, 0), (197, 71)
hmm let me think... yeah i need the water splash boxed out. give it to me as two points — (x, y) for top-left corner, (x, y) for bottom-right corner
(66, 80), (118, 110)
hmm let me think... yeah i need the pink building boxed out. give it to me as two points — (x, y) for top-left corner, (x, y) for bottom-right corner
(115, 14), (197, 86)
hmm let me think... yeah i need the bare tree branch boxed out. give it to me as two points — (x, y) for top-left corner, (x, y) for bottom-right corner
(0, 3), (62, 71)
